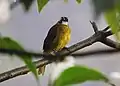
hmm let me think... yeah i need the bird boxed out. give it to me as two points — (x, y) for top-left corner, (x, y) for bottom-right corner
(38, 17), (71, 75)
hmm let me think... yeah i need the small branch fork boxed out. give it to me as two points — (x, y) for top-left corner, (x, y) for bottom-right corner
(0, 22), (120, 83)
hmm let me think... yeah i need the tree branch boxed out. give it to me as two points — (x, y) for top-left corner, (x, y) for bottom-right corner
(0, 22), (120, 83)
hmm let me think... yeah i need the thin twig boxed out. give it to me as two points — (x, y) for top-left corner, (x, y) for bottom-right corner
(90, 21), (98, 33)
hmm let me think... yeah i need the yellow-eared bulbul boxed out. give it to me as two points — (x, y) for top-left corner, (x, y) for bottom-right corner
(38, 17), (71, 75)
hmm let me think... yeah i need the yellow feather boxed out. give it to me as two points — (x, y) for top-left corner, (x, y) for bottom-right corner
(53, 24), (71, 51)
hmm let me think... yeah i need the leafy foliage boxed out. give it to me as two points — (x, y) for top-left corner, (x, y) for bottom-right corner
(37, 0), (49, 13)
(92, 0), (120, 39)
(92, 0), (115, 16)
(104, 9), (120, 39)
(64, 0), (81, 4)
(104, 0), (120, 39)
(53, 65), (112, 86)
(64, 0), (68, 3)
(76, 0), (81, 4)
(0, 37), (38, 79)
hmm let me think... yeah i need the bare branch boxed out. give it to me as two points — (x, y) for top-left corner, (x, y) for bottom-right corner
(103, 26), (110, 31)
(0, 59), (51, 83)
(0, 22), (120, 83)
(90, 21), (98, 33)
(101, 38), (120, 49)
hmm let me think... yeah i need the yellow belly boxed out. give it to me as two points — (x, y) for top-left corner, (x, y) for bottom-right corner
(53, 25), (71, 51)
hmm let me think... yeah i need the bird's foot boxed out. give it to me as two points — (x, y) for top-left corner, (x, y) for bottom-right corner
(63, 47), (71, 52)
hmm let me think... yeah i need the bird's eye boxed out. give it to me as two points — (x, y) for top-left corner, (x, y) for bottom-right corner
(64, 17), (68, 21)
(62, 17), (64, 20)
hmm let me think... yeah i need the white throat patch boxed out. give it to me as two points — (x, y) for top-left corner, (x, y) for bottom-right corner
(62, 21), (68, 25)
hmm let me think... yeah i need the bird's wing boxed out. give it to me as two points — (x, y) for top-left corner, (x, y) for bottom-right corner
(43, 24), (58, 52)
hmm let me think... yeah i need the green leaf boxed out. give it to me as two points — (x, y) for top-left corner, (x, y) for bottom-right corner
(37, 0), (49, 13)
(104, 8), (120, 40)
(53, 65), (111, 86)
(20, 0), (34, 11)
(116, 0), (120, 12)
(0, 37), (38, 79)
(64, 0), (68, 3)
(76, 0), (81, 4)
(92, 0), (115, 17)
(91, 0), (120, 39)
(104, 10), (118, 33)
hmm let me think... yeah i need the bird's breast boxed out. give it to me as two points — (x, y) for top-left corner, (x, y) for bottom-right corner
(54, 25), (71, 51)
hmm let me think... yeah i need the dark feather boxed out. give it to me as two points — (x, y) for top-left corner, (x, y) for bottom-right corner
(43, 24), (58, 52)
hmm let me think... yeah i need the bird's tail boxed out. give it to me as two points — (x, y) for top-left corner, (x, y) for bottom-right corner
(38, 65), (46, 75)
(38, 51), (47, 75)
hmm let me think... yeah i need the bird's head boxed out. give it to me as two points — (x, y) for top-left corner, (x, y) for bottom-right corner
(58, 17), (68, 25)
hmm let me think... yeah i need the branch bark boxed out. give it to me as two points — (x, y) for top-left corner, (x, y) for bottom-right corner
(0, 22), (120, 83)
